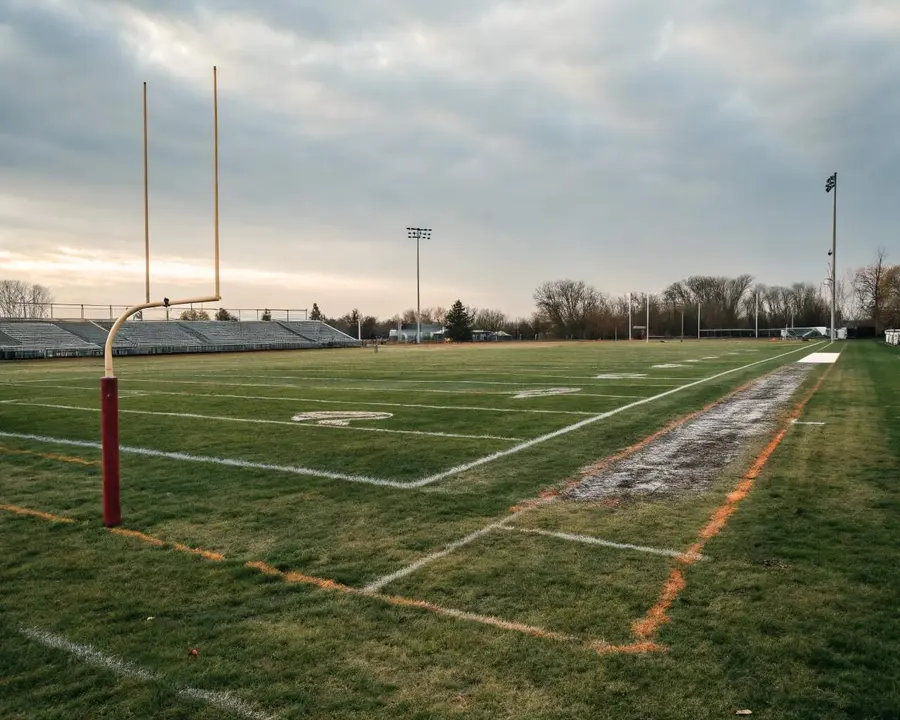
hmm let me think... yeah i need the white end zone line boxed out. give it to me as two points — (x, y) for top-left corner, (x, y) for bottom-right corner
(20, 627), (276, 720)
(2, 402), (521, 443)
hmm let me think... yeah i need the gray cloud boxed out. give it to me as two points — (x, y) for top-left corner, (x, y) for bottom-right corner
(1, 0), (899, 317)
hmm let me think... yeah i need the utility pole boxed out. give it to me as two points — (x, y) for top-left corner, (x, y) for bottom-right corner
(406, 227), (432, 344)
(755, 289), (759, 339)
(628, 293), (632, 341)
(825, 172), (838, 341)
(646, 295), (650, 344)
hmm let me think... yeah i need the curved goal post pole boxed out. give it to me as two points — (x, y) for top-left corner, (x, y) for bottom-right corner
(101, 66), (221, 527)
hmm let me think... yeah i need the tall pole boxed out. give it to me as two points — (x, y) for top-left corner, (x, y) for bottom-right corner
(213, 66), (220, 298)
(407, 227), (431, 344)
(416, 234), (420, 344)
(831, 175), (837, 341)
(143, 82), (150, 303)
(697, 302), (701, 340)
(681, 309), (684, 339)
(646, 295), (650, 344)
(628, 293), (632, 341)
(755, 290), (759, 339)
(826, 172), (837, 341)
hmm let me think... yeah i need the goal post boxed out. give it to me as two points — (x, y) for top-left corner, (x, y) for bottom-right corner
(101, 66), (222, 527)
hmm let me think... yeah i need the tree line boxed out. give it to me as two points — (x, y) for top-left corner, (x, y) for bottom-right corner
(3, 248), (898, 339)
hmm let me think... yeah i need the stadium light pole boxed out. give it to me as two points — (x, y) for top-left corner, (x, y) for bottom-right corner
(825, 172), (837, 340)
(407, 227), (431, 344)
(697, 302), (701, 340)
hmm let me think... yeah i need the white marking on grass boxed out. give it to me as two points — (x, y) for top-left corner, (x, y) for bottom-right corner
(3, 402), (521, 442)
(797, 352), (841, 364)
(595, 373), (648, 380)
(498, 526), (705, 560)
(512, 387), (581, 399)
(651, 363), (686, 369)
(20, 627), (275, 720)
(364, 513), (536, 593)
(0, 431), (408, 488)
(291, 410), (393, 426)
(363, 343), (826, 587)
(127, 387), (598, 416)
(791, 420), (826, 425)
(703, 356), (720, 360)
(412, 341), (824, 487)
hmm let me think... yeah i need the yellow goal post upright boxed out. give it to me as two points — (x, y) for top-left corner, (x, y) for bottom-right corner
(101, 66), (222, 528)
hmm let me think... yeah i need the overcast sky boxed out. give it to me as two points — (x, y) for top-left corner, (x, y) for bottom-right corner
(1, 0), (898, 319)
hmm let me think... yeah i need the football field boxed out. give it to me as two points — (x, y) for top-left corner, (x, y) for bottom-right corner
(1, 340), (898, 719)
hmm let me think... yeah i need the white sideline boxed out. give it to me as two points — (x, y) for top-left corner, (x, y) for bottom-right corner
(0, 431), (409, 488)
(19, 627), (276, 720)
(132, 373), (700, 386)
(3, 402), (521, 443)
(498, 526), (705, 560)
(412, 342), (825, 486)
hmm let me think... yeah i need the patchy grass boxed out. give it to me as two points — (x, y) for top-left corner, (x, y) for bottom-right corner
(1, 340), (897, 718)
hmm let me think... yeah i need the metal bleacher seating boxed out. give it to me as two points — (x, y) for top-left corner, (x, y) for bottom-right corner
(0, 318), (359, 359)
(0, 321), (96, 350)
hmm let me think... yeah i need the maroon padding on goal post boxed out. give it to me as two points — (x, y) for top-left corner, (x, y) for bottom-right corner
(100, 376), (121, 527)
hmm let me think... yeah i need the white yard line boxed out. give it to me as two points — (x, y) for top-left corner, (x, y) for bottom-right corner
(0, 431), (407, 488)
(3, 402), (521, 442)
(498, 526), (705, 560)
(15, 378), (647, 400)
(2, 383), (596, 417)
(363, 514), (528, 592)
(791, 420), (826, 426)
(131, 373), (703, 387)
(20, 627), (275, 720)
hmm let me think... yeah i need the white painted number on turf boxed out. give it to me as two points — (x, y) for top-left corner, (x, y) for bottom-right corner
(291, 411), (393, 426)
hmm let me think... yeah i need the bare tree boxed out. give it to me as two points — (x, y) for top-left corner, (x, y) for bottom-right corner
(474, 308), (507, 330)
(854, 249), (892, 333)
(533, 279), (601, 338)
(0, 280), (54, 318)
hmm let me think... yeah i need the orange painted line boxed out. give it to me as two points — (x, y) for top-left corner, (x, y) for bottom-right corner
(0, 503), (75, 523)
(0, 444), (99, 467)
(109, 527), (225, 561)
(632, 365), (835, 644)
(242, 560), (586, 648)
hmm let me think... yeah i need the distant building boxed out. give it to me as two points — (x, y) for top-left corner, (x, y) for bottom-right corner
(389, 323), (445, 343)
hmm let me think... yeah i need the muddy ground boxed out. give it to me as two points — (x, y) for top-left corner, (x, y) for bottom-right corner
(565, 364), (811, 500)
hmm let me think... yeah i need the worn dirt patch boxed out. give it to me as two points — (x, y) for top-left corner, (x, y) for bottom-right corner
(565, 365), (812, 500)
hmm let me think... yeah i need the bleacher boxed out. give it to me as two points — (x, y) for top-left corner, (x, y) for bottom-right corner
(0, 319), (359, 360)
(0, 322), (97, 355)
(54, 321), (133, 349)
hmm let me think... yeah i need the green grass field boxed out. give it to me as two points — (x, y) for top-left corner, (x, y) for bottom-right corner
(1, 339), (898, 719)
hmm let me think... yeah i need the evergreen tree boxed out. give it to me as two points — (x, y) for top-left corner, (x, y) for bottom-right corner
(444, 300), (473, 342)
(310, 303), (323, 321)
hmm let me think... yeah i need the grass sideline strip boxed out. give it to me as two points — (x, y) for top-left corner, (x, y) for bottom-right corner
(631, 363), (836, 646)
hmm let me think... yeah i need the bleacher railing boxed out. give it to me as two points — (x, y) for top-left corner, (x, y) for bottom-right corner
(3, 303), (308, 322)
